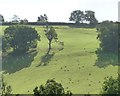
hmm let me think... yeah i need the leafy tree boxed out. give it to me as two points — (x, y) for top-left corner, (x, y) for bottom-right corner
(33, 79), (72, 96)
(0, 14), (4, 22)
(3, 25), (40, 54)
(37, 14), (48, 22)
(85, 10), (98, 25)
(20, 18), (28, 24)
(11, 14), (20, 23)
(96, 21), (118, 53)
(101, 75), (120, 95)
(44, 26), (58, 53)
(69, 10), (84, 24)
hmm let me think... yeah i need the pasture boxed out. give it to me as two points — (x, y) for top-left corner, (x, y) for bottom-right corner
(1, 26), (118, 94)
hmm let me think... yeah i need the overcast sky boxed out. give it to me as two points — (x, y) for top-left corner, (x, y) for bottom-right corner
(0, 0), (119, 22)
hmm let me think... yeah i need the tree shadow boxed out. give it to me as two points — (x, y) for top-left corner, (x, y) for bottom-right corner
(2, 50), (37, 74)
(36, 47), (64, 67)
(94, 49), (119, 68)
(37, 52), (55, 66)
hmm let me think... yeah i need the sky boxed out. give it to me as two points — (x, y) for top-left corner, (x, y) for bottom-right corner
(0, 0), (119, 22)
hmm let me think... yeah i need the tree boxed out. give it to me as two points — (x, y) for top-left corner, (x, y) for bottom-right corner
(96, 21), (118, 53)
(101, 75), (120, 95)
(23, 18), (28, 23)
(3, 25), (40, 54)
(20, 18), (28, 24)
(37, 14), (48, 22)
(0, 14), (4, 22)
(69, 10), (84, 24)
(85, 10), (98, 25)
(11, 14), (20, 23)
(33, 79), (72, 96)
(44, 26), (58, 53)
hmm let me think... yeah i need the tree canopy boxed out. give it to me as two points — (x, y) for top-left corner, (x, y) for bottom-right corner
(69, 10), (98, 26)
(11, 15), (20, 23)
(96, 21), (118, 53)
(69, 10), (84, 24)
(101, 75), (120, 95)
(33, 79), (72, 96)
(37, 14), (48, 22)
(3, 25), (40, 54)
(85, 10), (98, 25)
(20, 18), (28, 24)
(0, 14), (4, 22)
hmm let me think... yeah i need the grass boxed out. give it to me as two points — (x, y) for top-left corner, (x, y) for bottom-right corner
(1, 26), (118, 94)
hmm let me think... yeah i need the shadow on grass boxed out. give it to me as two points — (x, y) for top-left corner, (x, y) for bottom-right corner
(36, 47), (64, 67)
(2, 50), (37, 74)
(94, 49), (119, 68)
(37, 52), (55, 66)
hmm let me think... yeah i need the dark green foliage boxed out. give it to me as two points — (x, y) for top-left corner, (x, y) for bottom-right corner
(0, 75), (12, 95)
(3, 25), (40, 54)
(20, 18), (28, 24)
(96, 21), (118, 53)
(69, 10), (98, 27)
(2, 37), (10, 53)
(11, 15), (20, 23)
(69, 10), (84, 24)
(101, 75), (120, 95)
(33, 79), (72, 96)
(0, 14), (4, 22)
(85, 10), (98, 26)
(37, 14), (48, 22)
(95, 21), (119, 68)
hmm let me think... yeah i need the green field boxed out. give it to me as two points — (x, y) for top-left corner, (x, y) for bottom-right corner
(1, 26), (118, 94)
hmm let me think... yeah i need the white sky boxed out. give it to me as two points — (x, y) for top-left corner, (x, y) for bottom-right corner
(0, 0), (119, 22)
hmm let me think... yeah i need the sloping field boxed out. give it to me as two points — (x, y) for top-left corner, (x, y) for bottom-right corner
(1, 26), (118, 94)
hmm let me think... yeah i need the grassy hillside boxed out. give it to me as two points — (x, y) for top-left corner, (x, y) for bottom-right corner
(2, 26), (118, 94)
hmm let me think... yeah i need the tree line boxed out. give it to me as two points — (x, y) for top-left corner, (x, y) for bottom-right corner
(69, 10), (98, 25)
(0, 10), (98, 27)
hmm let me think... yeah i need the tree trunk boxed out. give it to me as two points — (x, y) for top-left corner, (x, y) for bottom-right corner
(47, 40), (51, 54)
